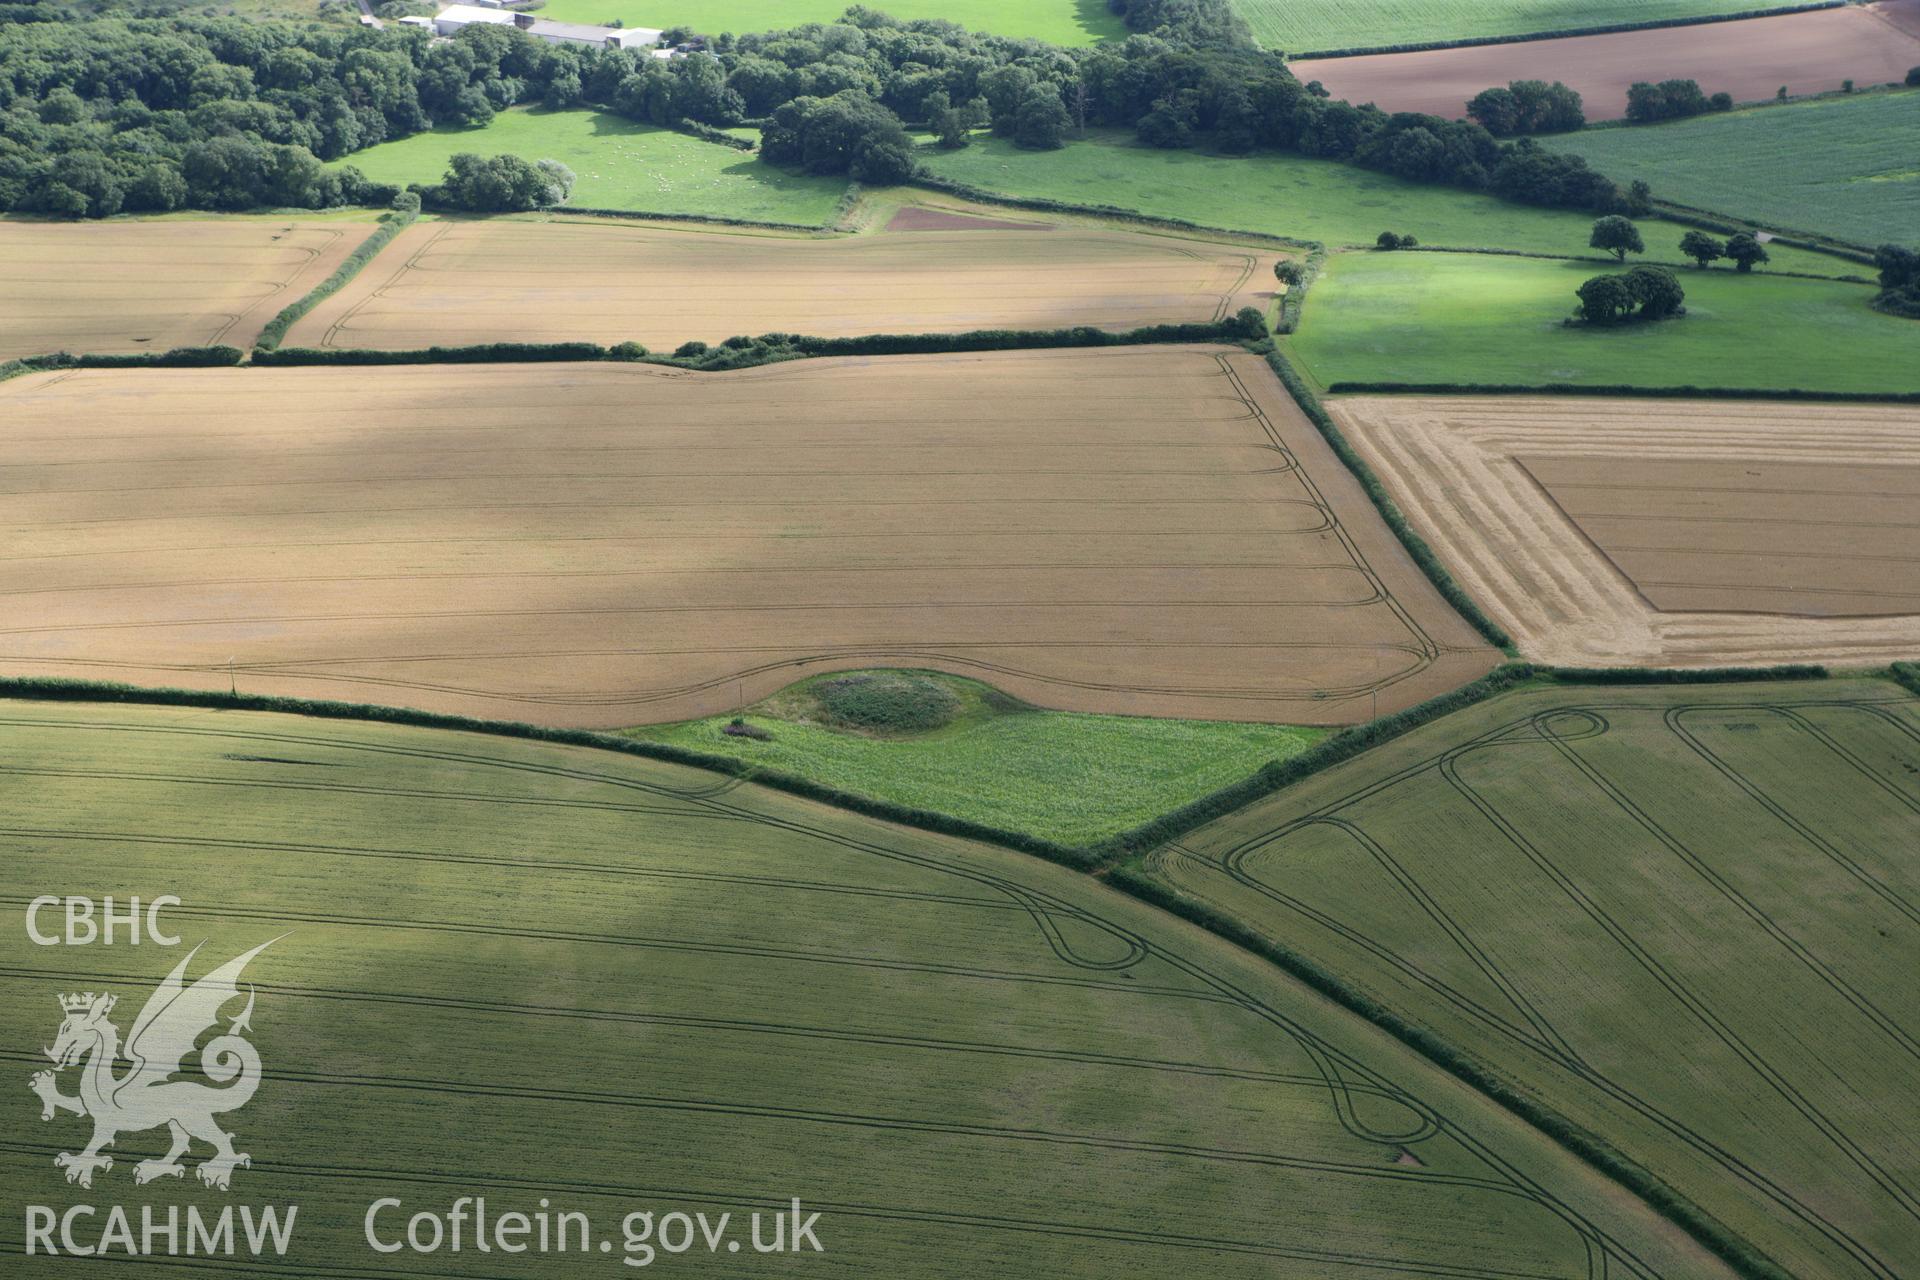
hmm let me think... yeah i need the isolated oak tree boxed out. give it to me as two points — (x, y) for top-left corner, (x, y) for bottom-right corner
(1590, 215), (1644, 262)
(1724, 232), (1771, 273)
(1679, 230), (1725, 269)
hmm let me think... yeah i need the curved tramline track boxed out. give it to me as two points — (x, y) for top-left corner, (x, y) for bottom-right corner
(0, 702), (1733, 1278)
(1150, 680), (1920, 1280)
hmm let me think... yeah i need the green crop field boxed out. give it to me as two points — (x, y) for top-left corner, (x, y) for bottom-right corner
(532, 0), (1127, 43)
(1139, 677), (1920, 1280)
(915, 131), (1850, 271)
(1285, 250), (1920, 392)
(0, 700), (1731, 1277)
(332, 106), (848, 224)
(1230, 0), (1777, 52)
(1556, 91), (1920, 249)
(629, 671), (1325, 846)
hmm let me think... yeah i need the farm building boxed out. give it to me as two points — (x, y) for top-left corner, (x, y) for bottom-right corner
(429, 5), (663, 48)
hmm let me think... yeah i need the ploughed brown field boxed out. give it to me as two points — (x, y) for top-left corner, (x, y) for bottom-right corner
(284, 215), (1275, 351)
(0, 218), (378, 361)
(0, 348), (1495, 726)
(1329, 394), (1920, 667)
(1290, 0), (1920, 122)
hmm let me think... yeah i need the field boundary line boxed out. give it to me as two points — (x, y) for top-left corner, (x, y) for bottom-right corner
(1286, 0), (1844, 58)
(1324, 380), (1920, 403)
(253, 204), (418, 351)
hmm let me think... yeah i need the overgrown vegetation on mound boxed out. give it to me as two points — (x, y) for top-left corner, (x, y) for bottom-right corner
(811, 672), (963, 734)
(629, 670), (1325, 846)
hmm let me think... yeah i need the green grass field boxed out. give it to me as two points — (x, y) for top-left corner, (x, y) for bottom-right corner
(1139, 677), (1920, 1280)
(915, 131), (1848, 272)
(532, 0), (1126, 43)
(334, 106), (848, 224)
(1556, 91), (1920, 249)
(0, 699), (1731, 1277)
(1233, 0), (1787, 53)
(628, 671), (1325, 845)
(1285, 250), (1920, 392)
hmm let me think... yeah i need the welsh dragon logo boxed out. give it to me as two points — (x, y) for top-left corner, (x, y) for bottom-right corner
(29, 940), (276, 1191)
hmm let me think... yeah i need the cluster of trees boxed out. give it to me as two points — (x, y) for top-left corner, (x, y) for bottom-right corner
(1374, 231), (1418, 249)
(1625, 78), (1731, 124)
(1465, 80), (1583, 136)
(1874, 244), (1920, 318)
(761, 89), (915, 182)
(1574, 264), (1685, 324)
(1678, 228), (1769, 272)
(423, 151), (574, 211)
(1592, 217), (1770, 273)
(0, 1), (1641, 218)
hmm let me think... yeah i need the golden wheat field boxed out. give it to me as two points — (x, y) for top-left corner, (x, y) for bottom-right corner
(1327, 395), (1920, 667)
(0, 217), (378, 360)
(283, 214), (1275, 350)
(0, 347), (1495, 726)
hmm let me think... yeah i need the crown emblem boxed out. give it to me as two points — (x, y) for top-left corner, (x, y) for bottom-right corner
(59, 992), (112, 1015)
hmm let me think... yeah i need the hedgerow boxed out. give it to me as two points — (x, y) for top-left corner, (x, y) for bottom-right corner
(1263, 350), (1515, 649)
(2, 346), (244, 375)
(254, 204), (418, 351)
(0, 676), (1094, 871)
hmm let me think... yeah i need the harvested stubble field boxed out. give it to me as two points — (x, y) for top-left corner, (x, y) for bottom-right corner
(0, 348), (1495, 726)
(1290, 0), (1920, 121)
(1143, 677), (1920, 1280)
(1326, 394), (1920, 666)
(0, 217), (376, 361)
(1236, 0), (1791, 53)
(0, 700), (1736, 1278)
(285, 215), (1273, 351)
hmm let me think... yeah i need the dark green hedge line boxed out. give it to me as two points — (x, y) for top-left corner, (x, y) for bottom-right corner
(1105, 865), (1794, 1280)
(909, 175), (1319, 249)
(1650, 201), (1877, 262)
(790, 314), (1267, 356)
(3, 346), (244, 375)
(1403, 244), (1865, 282)
(0, 676), (1096, 871)
(1275, 247), (1327, 335)
(1326, 380), (1920, 403)
(1265, 350), (1516, 649)
(1292, 0), (1838, 58)
(558, 207), (824, 232)
(1092, 661), (1832, 858)
(249, 316), (1266, 370)
(675, 121), (755, 151)
(254, 342), (617, 366)
(1541, 663), (1827, 685)
(255, 207), (417, 352)
(1091, 663), (1538, 857)
(1891, 662), (1920, 696)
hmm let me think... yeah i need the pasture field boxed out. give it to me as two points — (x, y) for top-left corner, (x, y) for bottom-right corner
(1290, 2), (1920, 121)
(328, 106), (849, 225)
(0, 217), (377, 361)
(914, 132), (1846, 271)
(1554, 89), (1920, 247)
(921, 131), (1636, 254)
(1285, 251), (1920, 393)
(1142, 676), (1920, 1280)
(1233, 0), (1783, 53)
(0, 348), (1496, 726)
(285, 213), (1275, 350)
(0, 699), (1740, 1278)
(533, 0), (1128, 43)
(1325, 394), (1920, 666)
(629, 669), (1326, 845)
